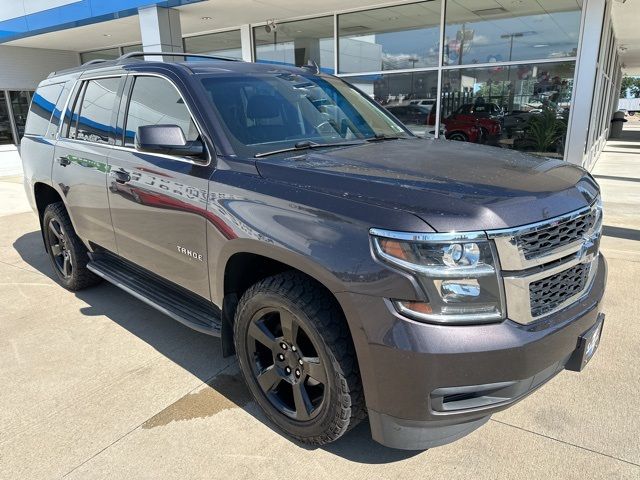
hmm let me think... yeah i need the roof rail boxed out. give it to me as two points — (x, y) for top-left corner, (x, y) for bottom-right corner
(117, 51), (242, 62)
(81, 58), (110, 66)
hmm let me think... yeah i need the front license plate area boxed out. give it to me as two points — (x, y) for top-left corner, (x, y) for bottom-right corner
(566, 313), (604, 372)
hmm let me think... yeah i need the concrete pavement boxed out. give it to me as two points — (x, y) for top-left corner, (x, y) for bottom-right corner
(1, 131), (639, 479)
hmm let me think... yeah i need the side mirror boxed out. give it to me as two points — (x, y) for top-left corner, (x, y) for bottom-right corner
(135, 124), (205, 158)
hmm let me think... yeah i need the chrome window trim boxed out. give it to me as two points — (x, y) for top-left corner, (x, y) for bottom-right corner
(121, 72), (212, 166)
(56, 72), (211, 167)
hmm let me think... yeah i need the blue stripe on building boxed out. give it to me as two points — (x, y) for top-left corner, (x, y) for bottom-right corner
(0, 0), (204, 44)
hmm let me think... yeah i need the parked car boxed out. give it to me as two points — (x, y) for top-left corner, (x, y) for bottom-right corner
(449, 103), (503, 143)
(21, 52), (606, 451)
(388, 105), (480, 142)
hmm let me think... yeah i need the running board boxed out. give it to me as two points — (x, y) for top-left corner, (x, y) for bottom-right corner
(87, 253), (221, 336)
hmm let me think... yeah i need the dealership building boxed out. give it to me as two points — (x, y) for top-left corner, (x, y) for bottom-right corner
(0, 0), (638, 170)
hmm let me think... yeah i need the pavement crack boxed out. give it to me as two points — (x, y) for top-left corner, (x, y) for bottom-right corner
(489, 418), (640, 468)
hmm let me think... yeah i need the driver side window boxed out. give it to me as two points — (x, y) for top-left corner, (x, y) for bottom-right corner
(124, 76), (199, 147)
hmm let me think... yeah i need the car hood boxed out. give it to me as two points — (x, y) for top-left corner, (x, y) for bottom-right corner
(255, 138), (599, 232)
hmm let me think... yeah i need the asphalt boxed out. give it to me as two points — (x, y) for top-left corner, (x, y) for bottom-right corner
(1, 127), (639, 479)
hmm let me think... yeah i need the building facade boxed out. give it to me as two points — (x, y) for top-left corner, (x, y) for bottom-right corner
(0, 0), (633, 169)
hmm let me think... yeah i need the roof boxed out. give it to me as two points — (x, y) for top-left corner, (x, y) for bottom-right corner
(47, 51), (316, 80)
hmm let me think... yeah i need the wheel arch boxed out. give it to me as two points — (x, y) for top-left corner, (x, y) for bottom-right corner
(33, 182), (64, 249)
(216, 241), (348, 358)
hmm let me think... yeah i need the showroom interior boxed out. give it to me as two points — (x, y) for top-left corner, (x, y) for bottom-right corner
(0, 0), (637, 170)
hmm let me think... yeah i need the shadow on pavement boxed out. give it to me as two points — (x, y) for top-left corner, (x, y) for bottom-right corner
(12, 229), (421, 464)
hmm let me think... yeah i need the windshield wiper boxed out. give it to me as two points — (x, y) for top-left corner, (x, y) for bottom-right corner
(254, 140), (365, 158)
(366, 133), (412, 142)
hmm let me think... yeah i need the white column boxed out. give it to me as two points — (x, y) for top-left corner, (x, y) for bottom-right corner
(138, 5), (183, 61)
(240, 24), (253, 62)
(564, 0), (607, 166)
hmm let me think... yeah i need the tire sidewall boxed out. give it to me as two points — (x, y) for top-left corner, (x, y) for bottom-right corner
(235, 289), (344, 441)
(43, 206), (81, 289)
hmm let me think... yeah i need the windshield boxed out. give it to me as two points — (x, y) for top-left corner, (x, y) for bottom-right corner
(200, 72), (409, 157)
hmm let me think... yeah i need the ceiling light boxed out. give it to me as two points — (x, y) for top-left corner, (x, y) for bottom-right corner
(472, 7), (507, 16)
(201, 16), (212, 20)
(103, 34), (111, 37)
(533, 44), (549, 48)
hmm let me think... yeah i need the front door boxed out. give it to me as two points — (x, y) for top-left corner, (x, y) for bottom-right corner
(107, 74), (212, 299)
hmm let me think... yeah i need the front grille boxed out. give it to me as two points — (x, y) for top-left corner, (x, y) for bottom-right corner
(529, 262), (590, 318)
(517, 210), (596, 260)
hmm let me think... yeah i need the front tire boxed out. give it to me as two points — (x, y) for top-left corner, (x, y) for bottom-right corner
(42, 202), (101, 291)
(234, 272), (365, 446)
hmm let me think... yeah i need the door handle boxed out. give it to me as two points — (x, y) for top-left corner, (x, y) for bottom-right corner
(111, 169), (131, 184)
(58, 156), (71, 167)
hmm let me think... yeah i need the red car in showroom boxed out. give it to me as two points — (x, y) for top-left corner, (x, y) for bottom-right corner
(387, 104), (482, 143)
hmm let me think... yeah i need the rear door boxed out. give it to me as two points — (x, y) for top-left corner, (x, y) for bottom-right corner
(52, 75), (123, 252)
(107, 73), (212, 299)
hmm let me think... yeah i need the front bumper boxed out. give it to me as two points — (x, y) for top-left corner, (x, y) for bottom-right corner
(336, 254), (607, 450)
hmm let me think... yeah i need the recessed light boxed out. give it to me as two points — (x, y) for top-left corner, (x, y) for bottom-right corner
(103, 34), (111, 37)
(533, 44), (549, 48)
(201, 16), (212, 20)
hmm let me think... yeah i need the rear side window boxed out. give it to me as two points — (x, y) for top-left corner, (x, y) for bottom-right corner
(124, 76), (198, 147)
(24, 83), (64, 137)
(69, 77), (120, 144)
(46, 81), (73, 139)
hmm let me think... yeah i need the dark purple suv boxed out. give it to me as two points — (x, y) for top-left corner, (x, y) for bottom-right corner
(21, 53), (606, 450)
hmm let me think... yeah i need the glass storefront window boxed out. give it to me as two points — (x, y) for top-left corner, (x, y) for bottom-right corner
(9, 91), (31, 139)
(0, 92), (12, 145)
(444, 1), (582, 66)
(338, 1), (442, 74)
(80, 48), (120, 63)
(440, 61), (575, 157)
(344, 70), (439, 137)
(254, 17), (334, 72)
(184, 30), (243, 59)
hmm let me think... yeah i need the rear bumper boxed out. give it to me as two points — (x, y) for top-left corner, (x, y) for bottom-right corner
(336, 254), (607, 450)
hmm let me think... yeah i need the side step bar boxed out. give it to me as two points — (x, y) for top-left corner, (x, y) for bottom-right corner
(87, 253), (221, 336)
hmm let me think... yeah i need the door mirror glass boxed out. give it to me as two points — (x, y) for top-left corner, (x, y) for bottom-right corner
(135, 124), (204, 157)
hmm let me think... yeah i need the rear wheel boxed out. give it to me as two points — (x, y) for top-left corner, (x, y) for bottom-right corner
(43, 202), (101, 291)
(234, 272), (365, 445)
(448, 131), (468, 142)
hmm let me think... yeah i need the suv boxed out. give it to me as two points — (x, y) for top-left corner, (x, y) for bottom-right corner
(21, 53), (606, 450)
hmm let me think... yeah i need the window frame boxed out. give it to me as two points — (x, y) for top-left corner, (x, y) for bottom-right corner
(62, 74), (123, 145)
(117, 72), (211, 166)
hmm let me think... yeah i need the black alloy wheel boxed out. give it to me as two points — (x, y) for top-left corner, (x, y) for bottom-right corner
(246, 306), (327, 421)
(234, 272), (365, 445)
(42, 202), (101, 291)
(47, 218), (73, 279)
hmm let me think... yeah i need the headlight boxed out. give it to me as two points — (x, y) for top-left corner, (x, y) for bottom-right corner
(370, 229), (505, 325)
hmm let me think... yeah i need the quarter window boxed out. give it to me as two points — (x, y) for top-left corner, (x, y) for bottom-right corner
(24, 83), (64, 137)
(124, 76), (199, 147)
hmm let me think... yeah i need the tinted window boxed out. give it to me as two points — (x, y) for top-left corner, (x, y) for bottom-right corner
(47, 81), (72, 139)
(73, 78), (120, 144)
(25, 84), (64, 136)
(124, 76), (198, 147)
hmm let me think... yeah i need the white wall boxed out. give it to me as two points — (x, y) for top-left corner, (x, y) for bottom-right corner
(0, 45), (79, 90)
